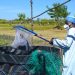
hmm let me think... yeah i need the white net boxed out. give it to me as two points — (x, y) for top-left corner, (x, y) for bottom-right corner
(11, 26), (32, 49)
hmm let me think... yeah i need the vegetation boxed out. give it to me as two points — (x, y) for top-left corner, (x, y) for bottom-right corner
(47, 3), (70, 29)
(17, 13), (26, 24)
(0, 14), (66, 45)
(0, 2), (70, 45)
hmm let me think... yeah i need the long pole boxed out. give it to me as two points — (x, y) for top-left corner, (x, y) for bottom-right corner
(30, 0), (33, 44)
(30, 0), (71, 19)
(30, 0), (33, 31)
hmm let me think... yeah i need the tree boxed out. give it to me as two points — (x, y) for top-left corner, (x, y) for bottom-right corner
(47, 3), (70, 29)
(17, 13), (26, 24)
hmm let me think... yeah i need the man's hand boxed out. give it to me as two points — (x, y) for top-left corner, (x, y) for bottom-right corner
(49, 38), (55, 45)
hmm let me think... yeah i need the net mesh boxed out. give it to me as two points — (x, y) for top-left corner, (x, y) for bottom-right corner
(25, 50), (62, 75)
(11, 26), (32, 47)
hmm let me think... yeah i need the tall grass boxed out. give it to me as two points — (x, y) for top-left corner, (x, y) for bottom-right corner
(0, 35), (14, 45)
(0, 23), (66, 46)
(0, 23), (58, 30)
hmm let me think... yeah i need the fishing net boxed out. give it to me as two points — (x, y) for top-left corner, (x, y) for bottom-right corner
(25, 50), (62, 75)
(11, 25), (32, 50)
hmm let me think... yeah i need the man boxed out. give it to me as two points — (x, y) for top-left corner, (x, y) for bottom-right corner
(11, 26), (30, 54)
(50, 16), (75, 75)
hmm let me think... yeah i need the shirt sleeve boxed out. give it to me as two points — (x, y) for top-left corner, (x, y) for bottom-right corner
(53, 29), (75, 49)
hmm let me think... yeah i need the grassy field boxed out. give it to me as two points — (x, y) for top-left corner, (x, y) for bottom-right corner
(0, 23), (66, 46)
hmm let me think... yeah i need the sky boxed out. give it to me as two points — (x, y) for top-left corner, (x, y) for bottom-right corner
(0, 0), (74, 20)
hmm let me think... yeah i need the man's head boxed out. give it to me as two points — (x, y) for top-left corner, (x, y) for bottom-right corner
(65, 16), (75, 28)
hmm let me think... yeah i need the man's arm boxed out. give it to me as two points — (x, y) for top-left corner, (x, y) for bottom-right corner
(53, 29), (74, 49)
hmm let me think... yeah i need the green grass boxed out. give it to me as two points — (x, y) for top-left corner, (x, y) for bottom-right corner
(0, 35), (14, 45)
(0, 23), (66, 46)
(0, 23), (58, 30)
